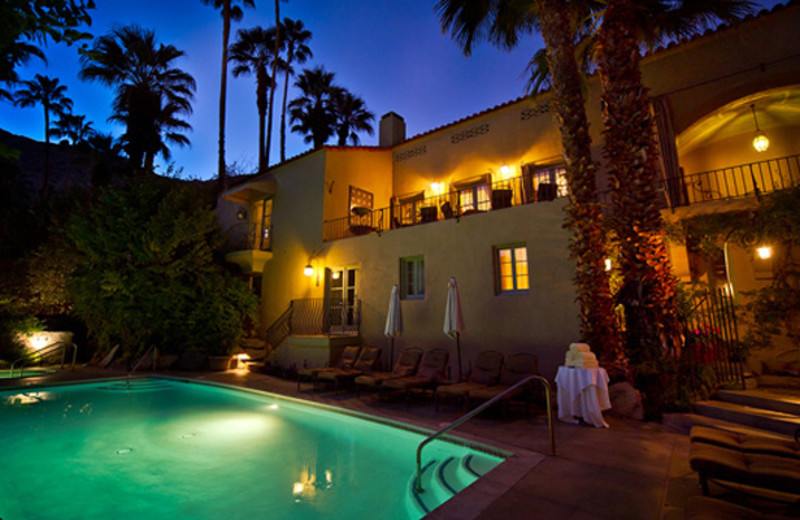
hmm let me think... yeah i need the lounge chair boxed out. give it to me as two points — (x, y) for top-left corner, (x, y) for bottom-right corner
(467, 352), (538, 416)
(690, 426), (800, 460)
(435, 350), (504, 411)
(296, 345), (361, 390)
(687, 496), (792, 520)
(354, 346), (423, 396)
(689, 441), (800, 497)
(382, 348), (449, 404)
(316, 346), (382, 390)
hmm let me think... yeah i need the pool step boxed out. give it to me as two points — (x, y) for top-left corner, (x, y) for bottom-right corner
(98, 379), (174, 393)
(406, 454), (497, 518)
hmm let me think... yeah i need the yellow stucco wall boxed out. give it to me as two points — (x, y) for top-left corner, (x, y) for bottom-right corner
(322, 148), (393, 220)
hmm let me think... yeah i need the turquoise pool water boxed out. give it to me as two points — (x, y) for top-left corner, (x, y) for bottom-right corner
(0, 368), (55, 379)
(0, 377), (503, 520)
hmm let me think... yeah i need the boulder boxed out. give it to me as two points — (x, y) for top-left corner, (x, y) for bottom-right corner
(609, 381), (644, 420)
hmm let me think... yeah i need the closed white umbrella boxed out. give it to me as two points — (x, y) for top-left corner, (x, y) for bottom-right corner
(384, 284), (403, 367)
(443, 277), (465, 380)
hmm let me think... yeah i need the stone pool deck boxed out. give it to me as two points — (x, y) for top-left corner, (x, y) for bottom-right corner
(2, 367), (709, 519)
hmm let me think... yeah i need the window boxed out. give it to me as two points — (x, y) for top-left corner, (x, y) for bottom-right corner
(397, 192), (424, 225)
(495, 244), (530, 293)
(252, 199), (272, 251)
(522, 163), (568, 202)
(454, 175), (491, 213)
(400, 256), (425, 299)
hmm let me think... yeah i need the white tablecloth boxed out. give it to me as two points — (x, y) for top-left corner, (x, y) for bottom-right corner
(555, 366), (611, 428)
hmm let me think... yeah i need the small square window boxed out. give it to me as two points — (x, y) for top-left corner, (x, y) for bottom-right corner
(400, 256), (425, 299)
(495, 244), (530, 294)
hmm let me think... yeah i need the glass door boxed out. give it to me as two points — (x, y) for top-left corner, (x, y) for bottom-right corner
(326, 267), (359, 333)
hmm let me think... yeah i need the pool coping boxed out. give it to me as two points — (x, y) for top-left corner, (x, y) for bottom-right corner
(1, 373), (549, 520)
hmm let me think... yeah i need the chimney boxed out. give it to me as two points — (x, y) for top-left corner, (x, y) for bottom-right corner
(379, 112), (406, 147)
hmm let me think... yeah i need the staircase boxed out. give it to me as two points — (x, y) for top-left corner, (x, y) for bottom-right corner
(406, 453), (499, 519)
(688, 386), (800, 440)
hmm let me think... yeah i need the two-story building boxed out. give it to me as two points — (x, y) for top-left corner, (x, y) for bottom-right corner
(218, 2), (800, 381)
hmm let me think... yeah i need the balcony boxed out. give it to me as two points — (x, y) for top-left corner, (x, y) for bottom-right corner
(224, 221), (273, 274)
(323, 174), (565, 241)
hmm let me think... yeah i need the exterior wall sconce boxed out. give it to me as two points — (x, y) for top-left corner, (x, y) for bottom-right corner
(431, 182), (444, 196)
(303, 264), (314, 277)
(304, 261), (321, 286)
(500, 165), (513, 179)
(750, 104), (770, 153)
(756, 245), (773, 260)
(237, 208), (248, 221)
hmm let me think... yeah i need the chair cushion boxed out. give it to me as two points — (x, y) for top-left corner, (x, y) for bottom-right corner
(691, 426), (800, 459)
(690, 442), (800, 495)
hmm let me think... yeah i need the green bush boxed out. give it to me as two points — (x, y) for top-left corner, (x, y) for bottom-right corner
(67, 178), (257, 357)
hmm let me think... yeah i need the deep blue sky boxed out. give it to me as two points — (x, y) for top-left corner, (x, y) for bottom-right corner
(1, 0), (781, 180)
(0, 0), (539, 179)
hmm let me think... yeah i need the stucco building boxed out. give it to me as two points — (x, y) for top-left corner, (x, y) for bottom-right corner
(218, 2), (800, 381)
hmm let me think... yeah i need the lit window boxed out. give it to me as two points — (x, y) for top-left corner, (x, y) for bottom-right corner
(458, 183), (491, 212)
(495, 245), (530, 293)
(400, 256), (425, 299)
(521, 164), (568, 202)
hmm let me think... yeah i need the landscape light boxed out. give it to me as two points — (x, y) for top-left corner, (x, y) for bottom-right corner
(756, 245), (773, 259)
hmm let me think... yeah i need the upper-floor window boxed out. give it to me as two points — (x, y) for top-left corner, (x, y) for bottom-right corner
(454, 175), (491, 213)
(495, 244), (530, 293)
(522, 163), (568, 202)
(400, 255), (425, 299)
(349, 186), (373, 227)
(397, 192), (424, 226)
(252, 198), (272, 251)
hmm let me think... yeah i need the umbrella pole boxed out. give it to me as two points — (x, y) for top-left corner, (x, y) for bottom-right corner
(456, 332), (462, 380)
(390, 336), (395, 369)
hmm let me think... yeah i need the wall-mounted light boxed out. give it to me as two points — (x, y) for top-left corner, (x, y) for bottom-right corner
(431, 182), (444, 196)
(750, 104), (770, 153)
(756, 245), (773, 260)
(303, 264), (314, 277)
(331, 270), (341, 280)
(500, 165), (513, 180)
(237, 208), (248, 221)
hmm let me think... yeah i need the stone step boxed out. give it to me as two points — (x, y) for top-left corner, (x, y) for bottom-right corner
(715, 389), (800, 416)
(694, 400), (800, 437)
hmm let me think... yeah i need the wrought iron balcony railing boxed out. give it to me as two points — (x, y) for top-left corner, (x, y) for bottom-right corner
(290, 298), (361, 336)
(225, 221), (272, 252)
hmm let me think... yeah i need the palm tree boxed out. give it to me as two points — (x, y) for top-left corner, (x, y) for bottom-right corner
(230, 26), (277, 173)
(277, 18), (312, 162)
(51, 113), (95, 145)
(437, 0), (625, 373)
(266, 0), (282, 167)
(202, 0), (255, 189)
(332, 90), (375, 146)
(595, 0), (754, 378)
(289, 66), (339, 149)
(79, 25), (196, 174)
(14, 74), (73, 198)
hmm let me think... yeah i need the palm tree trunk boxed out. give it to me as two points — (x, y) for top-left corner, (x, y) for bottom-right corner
(280, 54), (291, 163)
(597, 0), (680, 396)
(536, 0), (625, 375)
(218, 2), (231, 192)
(42, 105), (51, 200)
(257, 64), (268, 173)
(265, 0), (280, 167)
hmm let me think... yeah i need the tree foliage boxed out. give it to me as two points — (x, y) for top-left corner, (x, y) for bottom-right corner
(67, 179), (257, 357)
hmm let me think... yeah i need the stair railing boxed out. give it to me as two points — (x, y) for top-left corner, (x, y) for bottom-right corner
(10, 341), (77, 377)
(126, 344), (158, 389)
(415, 375), (555, 493)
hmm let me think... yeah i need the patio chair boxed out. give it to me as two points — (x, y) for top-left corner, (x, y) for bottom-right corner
(296, 345), (361, 390)
(467, 352), (538, 417)
(687, 496), (792, 520)
(316, 346), (382, 390)
(382, 348), (449, 404)
(689, 441), (800, 497)
(354, 346), (423, 396)
(690, 426), (800, 460)
(435, 350), (504, 411)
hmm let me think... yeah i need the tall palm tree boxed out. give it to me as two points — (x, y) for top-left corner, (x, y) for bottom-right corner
(595, 0), (754, 378)
(289, 66), (338, 149)
(202, 0), (255, 189)
(437, 0), (625, 373)
(79, 25), (196, 174)
(277, 18), (312, 162)
(51, 113), (95, 145)
(332, 90), (375, 146)
(14, 74), (73, 198)
(265, 0), (282, 167)
(230, 26), (277, 173)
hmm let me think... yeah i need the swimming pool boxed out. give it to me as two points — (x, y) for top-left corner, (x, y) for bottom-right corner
(0, 377), (504, 520)
(0, 367), (55, 379)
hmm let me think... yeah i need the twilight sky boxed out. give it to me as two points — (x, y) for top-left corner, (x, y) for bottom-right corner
(1, 0), (780, 180)
(0, 0), (540, 180)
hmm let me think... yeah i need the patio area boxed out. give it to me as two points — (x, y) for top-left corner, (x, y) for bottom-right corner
(2, 366), (719, 520)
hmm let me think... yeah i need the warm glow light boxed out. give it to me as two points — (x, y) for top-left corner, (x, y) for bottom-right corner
(269, 404), (279, 410)
(752, 132), (770, 153)
(332, 270), (341, 280)
(500, 165), (512, 179)
(303, 264), (314, 277)
(431, 182), (443, 195)
(30, 334), (49, 350)
(756, 245), (773, 259)
(604, 258), (612, 271)
(293, 482), (305, 495)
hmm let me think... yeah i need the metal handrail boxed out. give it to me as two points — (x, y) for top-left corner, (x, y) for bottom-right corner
(10, 341), (77, 377)
(129, 345), (158, 376)
(415, 374), (555, 493)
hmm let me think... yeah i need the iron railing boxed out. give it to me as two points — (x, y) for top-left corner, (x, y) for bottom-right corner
(323, 174), (566, 241)
(265, 304), (293, 349)
(415, 375), (555, 493)
(10, 341), (77, 377)
(682, 288), (745, 390)
(290, 298), (361, 336)
(225, 221), (272, 252)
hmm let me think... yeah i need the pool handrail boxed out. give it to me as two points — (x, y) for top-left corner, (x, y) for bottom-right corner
(10, 341), (77, 378)
(415, 374), (555, 493)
